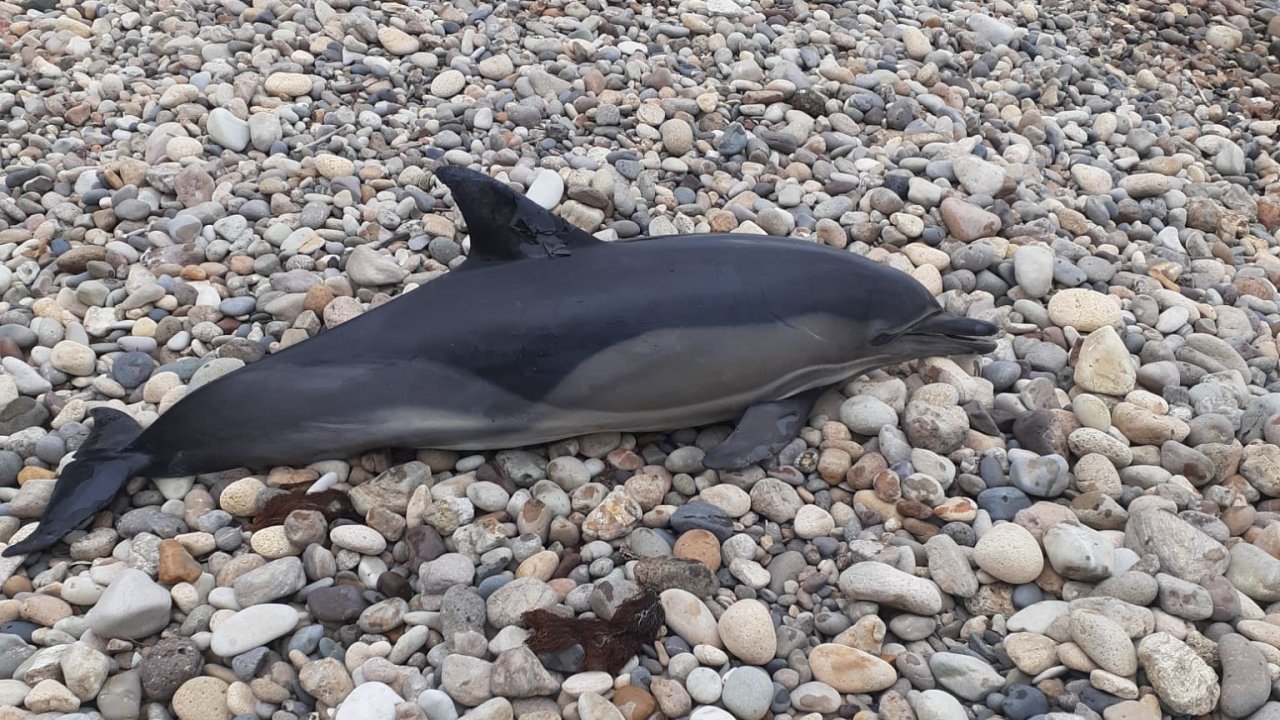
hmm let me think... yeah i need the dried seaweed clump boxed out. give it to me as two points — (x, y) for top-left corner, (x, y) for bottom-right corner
(250, 489), (355, 531)
(523, 591), (665, 674)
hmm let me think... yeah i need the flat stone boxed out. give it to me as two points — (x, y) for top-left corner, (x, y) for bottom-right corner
(1043, 523), (1114, 581)
(940, 198), (1001, 241)
(1136, 632), (1220, 715)
(209, 604), (300, 657)
(1124, 508), (1228, 583)
(85, 569), (172, 640)
(808, 644), (896, 693)
(928, 652), (1004, 701)
(838, 561), (943, 615)
(1069, 610), (1136, 676)
(1218, 633), (1270, 718)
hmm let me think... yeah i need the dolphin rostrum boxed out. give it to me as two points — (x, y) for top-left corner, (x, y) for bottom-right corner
(3, 164), (999, 557)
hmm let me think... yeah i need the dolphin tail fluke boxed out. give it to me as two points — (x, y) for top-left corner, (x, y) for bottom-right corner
(2, 408), (150, 558)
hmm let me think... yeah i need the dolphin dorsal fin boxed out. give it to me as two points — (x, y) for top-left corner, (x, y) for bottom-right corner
(433, 165), (600, 266)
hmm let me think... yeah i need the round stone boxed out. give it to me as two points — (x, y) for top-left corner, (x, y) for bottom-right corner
(717, 599), (776, 665)
(1048, 288), (1121, 331)
(973, 522), (1043, 583)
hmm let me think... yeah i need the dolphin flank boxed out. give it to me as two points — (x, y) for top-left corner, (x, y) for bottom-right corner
(3, 164), (999, 558)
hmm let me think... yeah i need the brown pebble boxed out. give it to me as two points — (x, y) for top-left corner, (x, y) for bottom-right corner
(673, 529), (721, 571)
(303, 285), (335, 315)
(158, 539), (202, 585)
(17, 467), (56, 485)
(180, 265), (207, 281)
(227, 255), (255, 275)
(613, 685), (657, 720)
(2, 575), (33, 596)
(846, 453), (887, 489)
(266, 467), (320, 487)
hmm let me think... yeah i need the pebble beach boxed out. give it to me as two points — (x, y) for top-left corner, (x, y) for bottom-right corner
(1, 0), (1280, 719)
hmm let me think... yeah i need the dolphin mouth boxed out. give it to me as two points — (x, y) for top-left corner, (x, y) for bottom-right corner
(872, 310), (1001, 355)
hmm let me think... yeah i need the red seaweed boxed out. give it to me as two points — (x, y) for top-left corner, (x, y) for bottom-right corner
(250, 489), (356, 531)
(523, 591), (665, 674)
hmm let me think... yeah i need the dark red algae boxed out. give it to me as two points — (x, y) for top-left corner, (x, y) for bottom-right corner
(522, 591), (666, 674)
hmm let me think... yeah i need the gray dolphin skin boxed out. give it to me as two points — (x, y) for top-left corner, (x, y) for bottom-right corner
(3, 164), (999, 557)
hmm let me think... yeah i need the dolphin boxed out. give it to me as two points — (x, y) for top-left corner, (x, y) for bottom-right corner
(3, 164), (999, 557)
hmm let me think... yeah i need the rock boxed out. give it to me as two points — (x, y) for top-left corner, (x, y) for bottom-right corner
(901, 26), (932, 59)
(903, 401), (969, 454)
(925, 534), (979, 597)
(928, 652), (1004, 701)
(717, 600), (776, 665)
(298, 658), (354, 707)
(1154, 573), (1213, 620)
(209, 604), (300, 657)
(60, 642), (109, 701)
(1225, 542), (1280, 603)
(233, 556), (305, 606)
(478, 54), (515, 80)
(1010, 454), (1069, 498)
(98, 671), (143, 720)
(139, 637), (202, 701)
(490, 647), (559, 697)
(486, 577), (556, 628)
(659, 119), (693, 155)
(441, 655), (492, 706)
(50, 340), (95, 376)
(660, 589), (721, 647)
(308, 585), (369, 624)
(973, 523), (1043, 584)
(346, 245), (407, 286)
(1136, 632), (1220, 715)
(24, 679), (80, 713)
(1043, 523), (1114, 581)
(1219, 633), (1270, 718)
(1124, 508), (1228, 582)
(721, 666), (772, 720)
(1071, 164), (1113, 194)
(207, 108), (249, 151)
(953, 155), (1005, 196)
(86, 569), (172, 639)
(430, 69), (466, 98)
(840, 396), (898, 435)
(1074, 326), (1135, 396)
(1119, 173), (1177, 198)
(265, 72), (313, 97)
(335, 681), (402, 720)
(749, 477), (802, 522)
(583, 488), (643, 541)
(525, 169), (565, 209)
(171, 676), (230, 720)
(1004, 633), (1059, 675)
(940, 198), (1001, 241)
(377, 26), (420, 55)
(1013, 244), (1055, 298)
(1069, 610), (1136, 676)
(1048, 289), (1121, 331)
(1241, 444), (1280, 497)
(839, 561), (943, 615)
(808, 644), (896, 693)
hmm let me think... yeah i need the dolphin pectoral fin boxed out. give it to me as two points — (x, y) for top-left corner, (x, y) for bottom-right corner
(702, 389), (823, 470)
(433, 165), (600, 265)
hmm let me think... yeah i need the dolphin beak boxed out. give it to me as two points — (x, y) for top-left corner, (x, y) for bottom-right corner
(873, 310), (1001, 355)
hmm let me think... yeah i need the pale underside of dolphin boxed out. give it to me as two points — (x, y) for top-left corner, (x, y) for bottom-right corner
(2, 164), (999, 557)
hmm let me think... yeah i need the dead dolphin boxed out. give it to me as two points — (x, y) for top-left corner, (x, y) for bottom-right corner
(3, 164), (998, 557)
